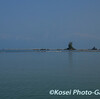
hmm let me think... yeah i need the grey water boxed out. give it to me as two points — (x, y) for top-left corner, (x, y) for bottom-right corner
(0, 52), (100, 99)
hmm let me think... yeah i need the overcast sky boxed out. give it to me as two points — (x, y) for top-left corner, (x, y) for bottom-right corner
(0, 0), (100, 49)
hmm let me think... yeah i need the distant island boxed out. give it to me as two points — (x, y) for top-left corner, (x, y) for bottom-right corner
(0, 42), (100, 52)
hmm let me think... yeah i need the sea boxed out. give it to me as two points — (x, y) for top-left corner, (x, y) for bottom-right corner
(0, 50), (100, 99)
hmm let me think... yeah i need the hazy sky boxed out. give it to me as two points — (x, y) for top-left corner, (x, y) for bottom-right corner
(0, 0), (100, 49)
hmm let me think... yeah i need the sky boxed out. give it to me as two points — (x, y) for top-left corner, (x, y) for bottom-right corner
(0, 0), (100, 49)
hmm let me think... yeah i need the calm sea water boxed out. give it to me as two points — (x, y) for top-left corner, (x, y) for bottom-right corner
(0, 52), (100, 99)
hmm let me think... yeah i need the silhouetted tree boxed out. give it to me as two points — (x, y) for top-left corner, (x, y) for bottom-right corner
(91, 46), (97, 50)
(67, 42), (76, 50)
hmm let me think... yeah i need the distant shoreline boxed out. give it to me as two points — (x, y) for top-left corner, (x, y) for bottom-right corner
(0, 49), (100, 52)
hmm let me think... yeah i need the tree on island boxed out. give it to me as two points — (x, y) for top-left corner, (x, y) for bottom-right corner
(91, 46), (97, 50)
(67, 42), (76, 50)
